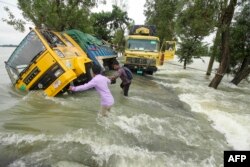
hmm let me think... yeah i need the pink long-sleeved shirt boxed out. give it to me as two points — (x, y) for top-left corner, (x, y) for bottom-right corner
(71, 74), (114, 106)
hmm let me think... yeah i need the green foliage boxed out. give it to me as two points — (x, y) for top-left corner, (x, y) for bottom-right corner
(177, 38), (208, 65)
(2, 7), (26, 32)
(5, 0), (97, 32)
(90, 5), (132, 49)
(176, 0), (218, 38)
(90, 11), (113, 40)
(144, 0), (179, 42)
(2, 1), (132, 49)
(112, 29), (125, 52)
(176, 0), (219, 68)
(229, 3), (250, 74)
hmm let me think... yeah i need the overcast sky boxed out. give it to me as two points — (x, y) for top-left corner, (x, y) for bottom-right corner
(0, 0), (146, 45)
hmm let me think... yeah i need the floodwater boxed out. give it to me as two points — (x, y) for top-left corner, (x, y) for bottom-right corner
(0, 47), (249, 167)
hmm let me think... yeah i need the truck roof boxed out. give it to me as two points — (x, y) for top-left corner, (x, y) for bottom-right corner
(129, 25), (157, 36)
(127, 35), (160, 41)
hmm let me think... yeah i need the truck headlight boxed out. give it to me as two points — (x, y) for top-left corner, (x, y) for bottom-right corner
(54, 49), (65, 58)
(54, 68), (64, 77)
(53, 79), (62, 89)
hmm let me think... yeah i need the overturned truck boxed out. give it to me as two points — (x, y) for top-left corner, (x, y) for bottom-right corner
(66, 30), (117, 71)
(5, 28), (116, 97)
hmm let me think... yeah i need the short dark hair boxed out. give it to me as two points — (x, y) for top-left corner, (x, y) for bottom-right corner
(92, 64), (101, 74)
(112, 61), (119, 66)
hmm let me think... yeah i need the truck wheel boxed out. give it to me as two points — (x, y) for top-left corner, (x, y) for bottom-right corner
(146, 71), (153, 75)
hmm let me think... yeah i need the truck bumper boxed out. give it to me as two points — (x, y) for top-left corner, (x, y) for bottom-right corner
(124, 64), (157, 73)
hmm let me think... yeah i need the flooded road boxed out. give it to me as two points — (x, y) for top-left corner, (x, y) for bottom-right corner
(0, 47), (249, 167)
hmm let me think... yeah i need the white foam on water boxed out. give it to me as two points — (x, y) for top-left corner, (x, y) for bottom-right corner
(179, 93), (250, 150)
(113, 114), (167, 136)
(1, 129), (219, 167)
(155, 60), (250, 151)
(51, 161), (87, 167)
(44, 96), (68, 106)
(114, 115), (141, 135)
(129, 96), (168, 111)
(22, 91), (81, 107)
(95, 108), (196, 147)
(0, 130), (165, 166)
(91, 144), (165, 166)
(208, 110), (250, 150)
(104, 150), (209, 167)
(56, 129), (168, 166)
(0, 132), (47, 145)
(8, 160), (26, 167)
(112, 114), (201, 148)
(164, 154), (218, 167)
(8, 143), (52, 167)
(156, 79), (186, 90)
(222, 81), (250, 92)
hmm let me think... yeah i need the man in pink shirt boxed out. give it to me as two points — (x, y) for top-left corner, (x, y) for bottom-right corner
(69, 65), (114, 116)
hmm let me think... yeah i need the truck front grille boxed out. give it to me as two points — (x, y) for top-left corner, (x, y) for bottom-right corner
(30, 63), (64, 90)
(23, 67), (40, 85)
(126, 57), (156, 65)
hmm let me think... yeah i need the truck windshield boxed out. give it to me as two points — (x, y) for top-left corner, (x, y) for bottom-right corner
(127, 39), (159, 52)
(6, 31), (46, 79)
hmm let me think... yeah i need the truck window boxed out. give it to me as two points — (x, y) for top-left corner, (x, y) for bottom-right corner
(6, 31), (46, 78)
(165, 42), (175, 51)
(127, 39), (159, 52)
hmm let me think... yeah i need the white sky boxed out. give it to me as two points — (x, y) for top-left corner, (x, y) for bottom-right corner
(0, 0), (146, 45)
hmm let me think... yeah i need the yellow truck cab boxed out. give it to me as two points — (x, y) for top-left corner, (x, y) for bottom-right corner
(124, 25), (163, 75)
(124, 25), (176, 75)
(5, 28), (92, 96)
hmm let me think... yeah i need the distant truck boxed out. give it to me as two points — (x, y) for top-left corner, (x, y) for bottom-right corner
(124, 25), (176, 75)
(5, 28), (92, 96)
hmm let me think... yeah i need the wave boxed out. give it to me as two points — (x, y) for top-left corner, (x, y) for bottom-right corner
(1, 129), (219, 167)
(179, 93), (250, 150)
(155, 60), (250, 150)
(0, 130), (165, 167)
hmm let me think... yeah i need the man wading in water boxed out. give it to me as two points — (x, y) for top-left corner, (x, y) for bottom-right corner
(110, 61), (132, 96)
(69, 65), (114, 117)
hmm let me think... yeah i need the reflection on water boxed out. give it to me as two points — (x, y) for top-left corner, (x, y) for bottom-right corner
(0, 47), (249, 166)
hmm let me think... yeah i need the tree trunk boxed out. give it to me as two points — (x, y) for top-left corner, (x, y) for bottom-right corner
(209, 29), (230, 88)
(209, 0), (237, 89)
(231, 68), (250, 85)
(231, 57), (250, 85)
(206, 29), (220, 76)
(184, 59), (187, 69)
(206, 54), (215, 75)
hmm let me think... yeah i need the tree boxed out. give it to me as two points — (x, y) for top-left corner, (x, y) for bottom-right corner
(144, 0), (179, 43)
(2, 1), (132, 51)
(2, 7), (26, 32)
(177, 37), (208, 69)
(3, 0), (98, 32)
(176, 0), (218, 69)
(90, 11), (113, 40)
(206, 30), (221, 75)
(209, 0), (238, 88)
(90, 5), (132, 48)
(229, 4), (250, 85)
(112, 29), (126, 52)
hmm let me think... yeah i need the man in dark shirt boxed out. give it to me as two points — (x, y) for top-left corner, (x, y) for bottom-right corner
(110, 61), (132, 96)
